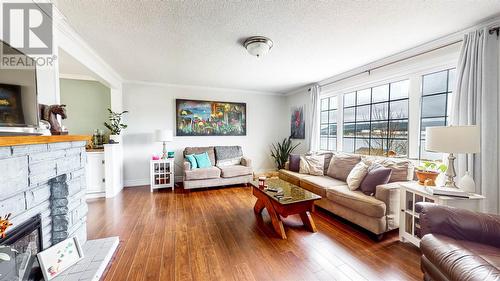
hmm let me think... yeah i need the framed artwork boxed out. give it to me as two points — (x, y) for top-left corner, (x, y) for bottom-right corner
(290, 105), (305, 139)
(37, 236), (84, 281)
(176, 99), (246, 136)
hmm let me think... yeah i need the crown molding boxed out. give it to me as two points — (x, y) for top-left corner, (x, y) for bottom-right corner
(123, 80), (284, 97)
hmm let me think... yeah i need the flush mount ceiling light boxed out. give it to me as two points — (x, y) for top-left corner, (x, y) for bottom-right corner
(244, 36), (273, 58)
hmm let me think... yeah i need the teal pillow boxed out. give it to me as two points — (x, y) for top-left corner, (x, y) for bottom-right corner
(185, 154), (198, 169)
(194, 152), (212, 168)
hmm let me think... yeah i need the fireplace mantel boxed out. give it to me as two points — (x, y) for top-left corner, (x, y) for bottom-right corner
(0, 135), (90, 147)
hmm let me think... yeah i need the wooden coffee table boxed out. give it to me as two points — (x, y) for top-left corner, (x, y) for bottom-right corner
(251, 179), (321, 239)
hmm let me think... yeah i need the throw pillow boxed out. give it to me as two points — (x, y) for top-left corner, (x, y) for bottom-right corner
(359, 164), (392, 196)
(299, 155), (325, 176)
(327, 153), (362, 181)
(346, 161), (369, 190)
(194, 152), (212, 168)
(216, 157), (242, 167)
(288, 154), (300, 172)
(185, 154), (198, 169)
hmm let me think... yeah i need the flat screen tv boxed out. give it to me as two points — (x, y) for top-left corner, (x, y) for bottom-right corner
(0, 40), (39, 135)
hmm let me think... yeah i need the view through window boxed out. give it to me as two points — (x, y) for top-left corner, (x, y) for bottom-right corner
(320, 97), (337, 150)
(343, 80), (409, 156)
(419, 68), (456, 160)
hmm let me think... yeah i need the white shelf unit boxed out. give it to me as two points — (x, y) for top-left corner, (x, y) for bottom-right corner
(150, 158), (175, 192)
(399, 182), (485, 247)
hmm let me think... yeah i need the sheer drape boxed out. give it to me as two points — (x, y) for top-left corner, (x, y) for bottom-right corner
(451, 27), (499, 214)
(309, 84), (321, 152)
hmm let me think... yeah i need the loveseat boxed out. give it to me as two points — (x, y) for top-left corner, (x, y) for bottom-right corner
(416, 203), (500, 281)
(279, 152), (413, 238)
(183, 146), (253, 189)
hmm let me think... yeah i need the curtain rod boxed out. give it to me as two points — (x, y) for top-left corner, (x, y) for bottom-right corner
(318, 25), (499, 90)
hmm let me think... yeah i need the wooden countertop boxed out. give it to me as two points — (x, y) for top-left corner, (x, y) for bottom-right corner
(0, 135), (91, 147)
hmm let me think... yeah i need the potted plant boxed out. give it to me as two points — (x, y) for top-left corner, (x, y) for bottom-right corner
(104, 108), (129, 143)
(415, 161), (447, 186)
(270, 137), (300, 169)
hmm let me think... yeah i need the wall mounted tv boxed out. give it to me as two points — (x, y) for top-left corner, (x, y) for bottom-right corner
(0, 40), (39, 135)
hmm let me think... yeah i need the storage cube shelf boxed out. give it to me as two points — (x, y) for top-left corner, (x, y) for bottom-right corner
(150, 159), (175, 192)
(399, 182), (484, 247)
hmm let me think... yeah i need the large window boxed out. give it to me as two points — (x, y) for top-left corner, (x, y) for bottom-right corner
(419, 69), (456, 160)
(320, 97), (337, 150)
(343, 80), (409, 156)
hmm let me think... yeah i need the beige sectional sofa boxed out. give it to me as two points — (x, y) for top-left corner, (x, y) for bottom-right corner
(279, 152), (413, 238)
(183, 146), (253, 189)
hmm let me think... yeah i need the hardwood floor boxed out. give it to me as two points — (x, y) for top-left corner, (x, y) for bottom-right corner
(87, 185), (423, 281)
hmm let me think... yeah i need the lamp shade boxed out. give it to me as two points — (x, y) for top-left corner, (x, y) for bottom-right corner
(154, 129), (173, 142)
(425, 125), (480, 153)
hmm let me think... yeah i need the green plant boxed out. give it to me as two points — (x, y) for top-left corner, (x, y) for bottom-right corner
(104, 108), (129, 135)
(271, 137), (300, 169)
(417, 161), (447, 173)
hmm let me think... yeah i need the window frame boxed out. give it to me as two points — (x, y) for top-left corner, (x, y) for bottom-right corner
(341, 80), (410, 156)
(319, 96), (338, 151)
(317, 62), (457, 160)
(418, 68), (456, 161)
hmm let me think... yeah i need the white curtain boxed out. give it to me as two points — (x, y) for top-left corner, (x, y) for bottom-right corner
(309, 84), (321, 152)
(451, 27), (499, 214)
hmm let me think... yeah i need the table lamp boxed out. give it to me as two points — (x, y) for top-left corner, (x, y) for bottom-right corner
(154, 129), (173, 159)
(425, 125), (480, 188)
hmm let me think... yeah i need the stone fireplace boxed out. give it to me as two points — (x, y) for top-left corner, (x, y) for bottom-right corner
(0, 137), (119, 281)
(0, 140), (88, 249)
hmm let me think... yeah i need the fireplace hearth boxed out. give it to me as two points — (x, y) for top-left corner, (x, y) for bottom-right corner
(0, 214), (44, 281)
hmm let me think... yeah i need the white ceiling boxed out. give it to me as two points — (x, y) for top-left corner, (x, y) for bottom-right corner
(53, 0), (500, 94)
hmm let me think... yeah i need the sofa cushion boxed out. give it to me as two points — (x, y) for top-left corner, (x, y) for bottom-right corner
(363, 156), (414, 182)
(346, 161), (369, 190)
(421, 234), (500, 281)
(307, 151), (335, 174)
(299, 155), (325, 176)
(219, 165), (252, 178)
(300, 175), (347, 197)
(360, 164), (392, 195)
(184, 147), (216, 166)
(185, 166), (221, 181)
(289, 154), (300, 172)
(279, 169), (309, 185)
(327, 153), (362, 181)
(215, 146), (243, 167)
(185, 154), (198, 169)
(326, 185), (386, 218)
(194, 152), (212, 168)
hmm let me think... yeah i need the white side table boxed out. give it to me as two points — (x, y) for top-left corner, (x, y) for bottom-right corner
(399, 182), (485, 247)
(150, 158), (175, 192)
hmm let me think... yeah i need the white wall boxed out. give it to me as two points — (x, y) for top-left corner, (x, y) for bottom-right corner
(122, 82), (289, 186)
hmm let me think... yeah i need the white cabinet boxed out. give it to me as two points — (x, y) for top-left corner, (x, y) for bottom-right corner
(86, 151), (105, 196)
(85, 144), (124, 199)
(150, 158), (175, 192)
(399, 182), (485, 247)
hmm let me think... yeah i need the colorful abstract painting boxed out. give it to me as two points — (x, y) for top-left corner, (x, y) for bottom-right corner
(176, 99), (246, 136)
(290, 105), (305, 139)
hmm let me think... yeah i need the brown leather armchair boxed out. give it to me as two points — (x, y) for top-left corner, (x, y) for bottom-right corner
(416, 202), (500, 281)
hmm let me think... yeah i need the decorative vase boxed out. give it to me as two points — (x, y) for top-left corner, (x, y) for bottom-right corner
(415, 170), (439, 186)
(458, 171), (476, 193)
(109, 134), (122, 144)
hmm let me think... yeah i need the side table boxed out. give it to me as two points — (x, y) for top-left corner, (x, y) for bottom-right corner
(399, 182), (485, 247)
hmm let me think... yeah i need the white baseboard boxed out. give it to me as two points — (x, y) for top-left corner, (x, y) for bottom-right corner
(125, 176), (184, 187)
(124, 178), (149, 187)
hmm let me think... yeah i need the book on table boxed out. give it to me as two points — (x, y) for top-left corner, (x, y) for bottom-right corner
(426, 186), (470, 198)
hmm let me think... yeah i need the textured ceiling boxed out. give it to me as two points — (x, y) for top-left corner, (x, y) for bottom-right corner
(53, 0), (500, 94)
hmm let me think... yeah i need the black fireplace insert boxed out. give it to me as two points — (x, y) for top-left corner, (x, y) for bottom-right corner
(0, 214), (44, 281)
